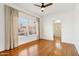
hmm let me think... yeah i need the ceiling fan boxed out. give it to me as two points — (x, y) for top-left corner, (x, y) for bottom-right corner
(34, 3), (53, 12)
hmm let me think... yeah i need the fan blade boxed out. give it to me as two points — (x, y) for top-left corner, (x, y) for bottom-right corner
(34, 4), (41, 7)
(44, 3), (53, 7)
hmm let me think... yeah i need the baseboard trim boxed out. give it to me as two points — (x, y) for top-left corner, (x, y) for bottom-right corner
(0, 49), (5, 53)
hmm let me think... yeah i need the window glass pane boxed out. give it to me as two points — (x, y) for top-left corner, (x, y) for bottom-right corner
(18, 16), (28, 36)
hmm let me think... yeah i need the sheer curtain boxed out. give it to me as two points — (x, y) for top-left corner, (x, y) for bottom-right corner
(5, 5), (19, 50)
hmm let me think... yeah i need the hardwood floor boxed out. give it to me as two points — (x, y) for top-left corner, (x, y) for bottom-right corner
(0, 39), (78, 56)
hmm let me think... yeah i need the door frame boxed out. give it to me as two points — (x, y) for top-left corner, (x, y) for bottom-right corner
(53, 20), (62, 41)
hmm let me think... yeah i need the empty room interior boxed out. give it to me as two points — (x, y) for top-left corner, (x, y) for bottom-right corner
(0, 3), (79, 56)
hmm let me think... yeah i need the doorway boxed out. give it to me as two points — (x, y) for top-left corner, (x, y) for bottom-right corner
(53, 20), (61, 48)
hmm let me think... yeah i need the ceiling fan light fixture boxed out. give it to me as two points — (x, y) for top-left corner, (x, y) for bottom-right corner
(34, 3), (53, 12)
(41, 7), (45, 12)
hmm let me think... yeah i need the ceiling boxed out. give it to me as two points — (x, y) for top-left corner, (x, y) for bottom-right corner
(13, 3), (75, 17)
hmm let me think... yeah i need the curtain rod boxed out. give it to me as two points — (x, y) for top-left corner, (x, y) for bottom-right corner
(5, 4), (40, 18)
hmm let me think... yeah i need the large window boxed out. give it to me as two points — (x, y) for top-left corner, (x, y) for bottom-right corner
(18, 12), (38, 36)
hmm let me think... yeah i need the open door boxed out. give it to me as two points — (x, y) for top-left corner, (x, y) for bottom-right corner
(53, 20), (61, 48)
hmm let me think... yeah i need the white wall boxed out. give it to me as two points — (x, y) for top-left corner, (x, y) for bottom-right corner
(42, 11), (74, 43)
(0, 4), (5, 51)
(73, 4), (79, 53)
(42, 15), (54, 40)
